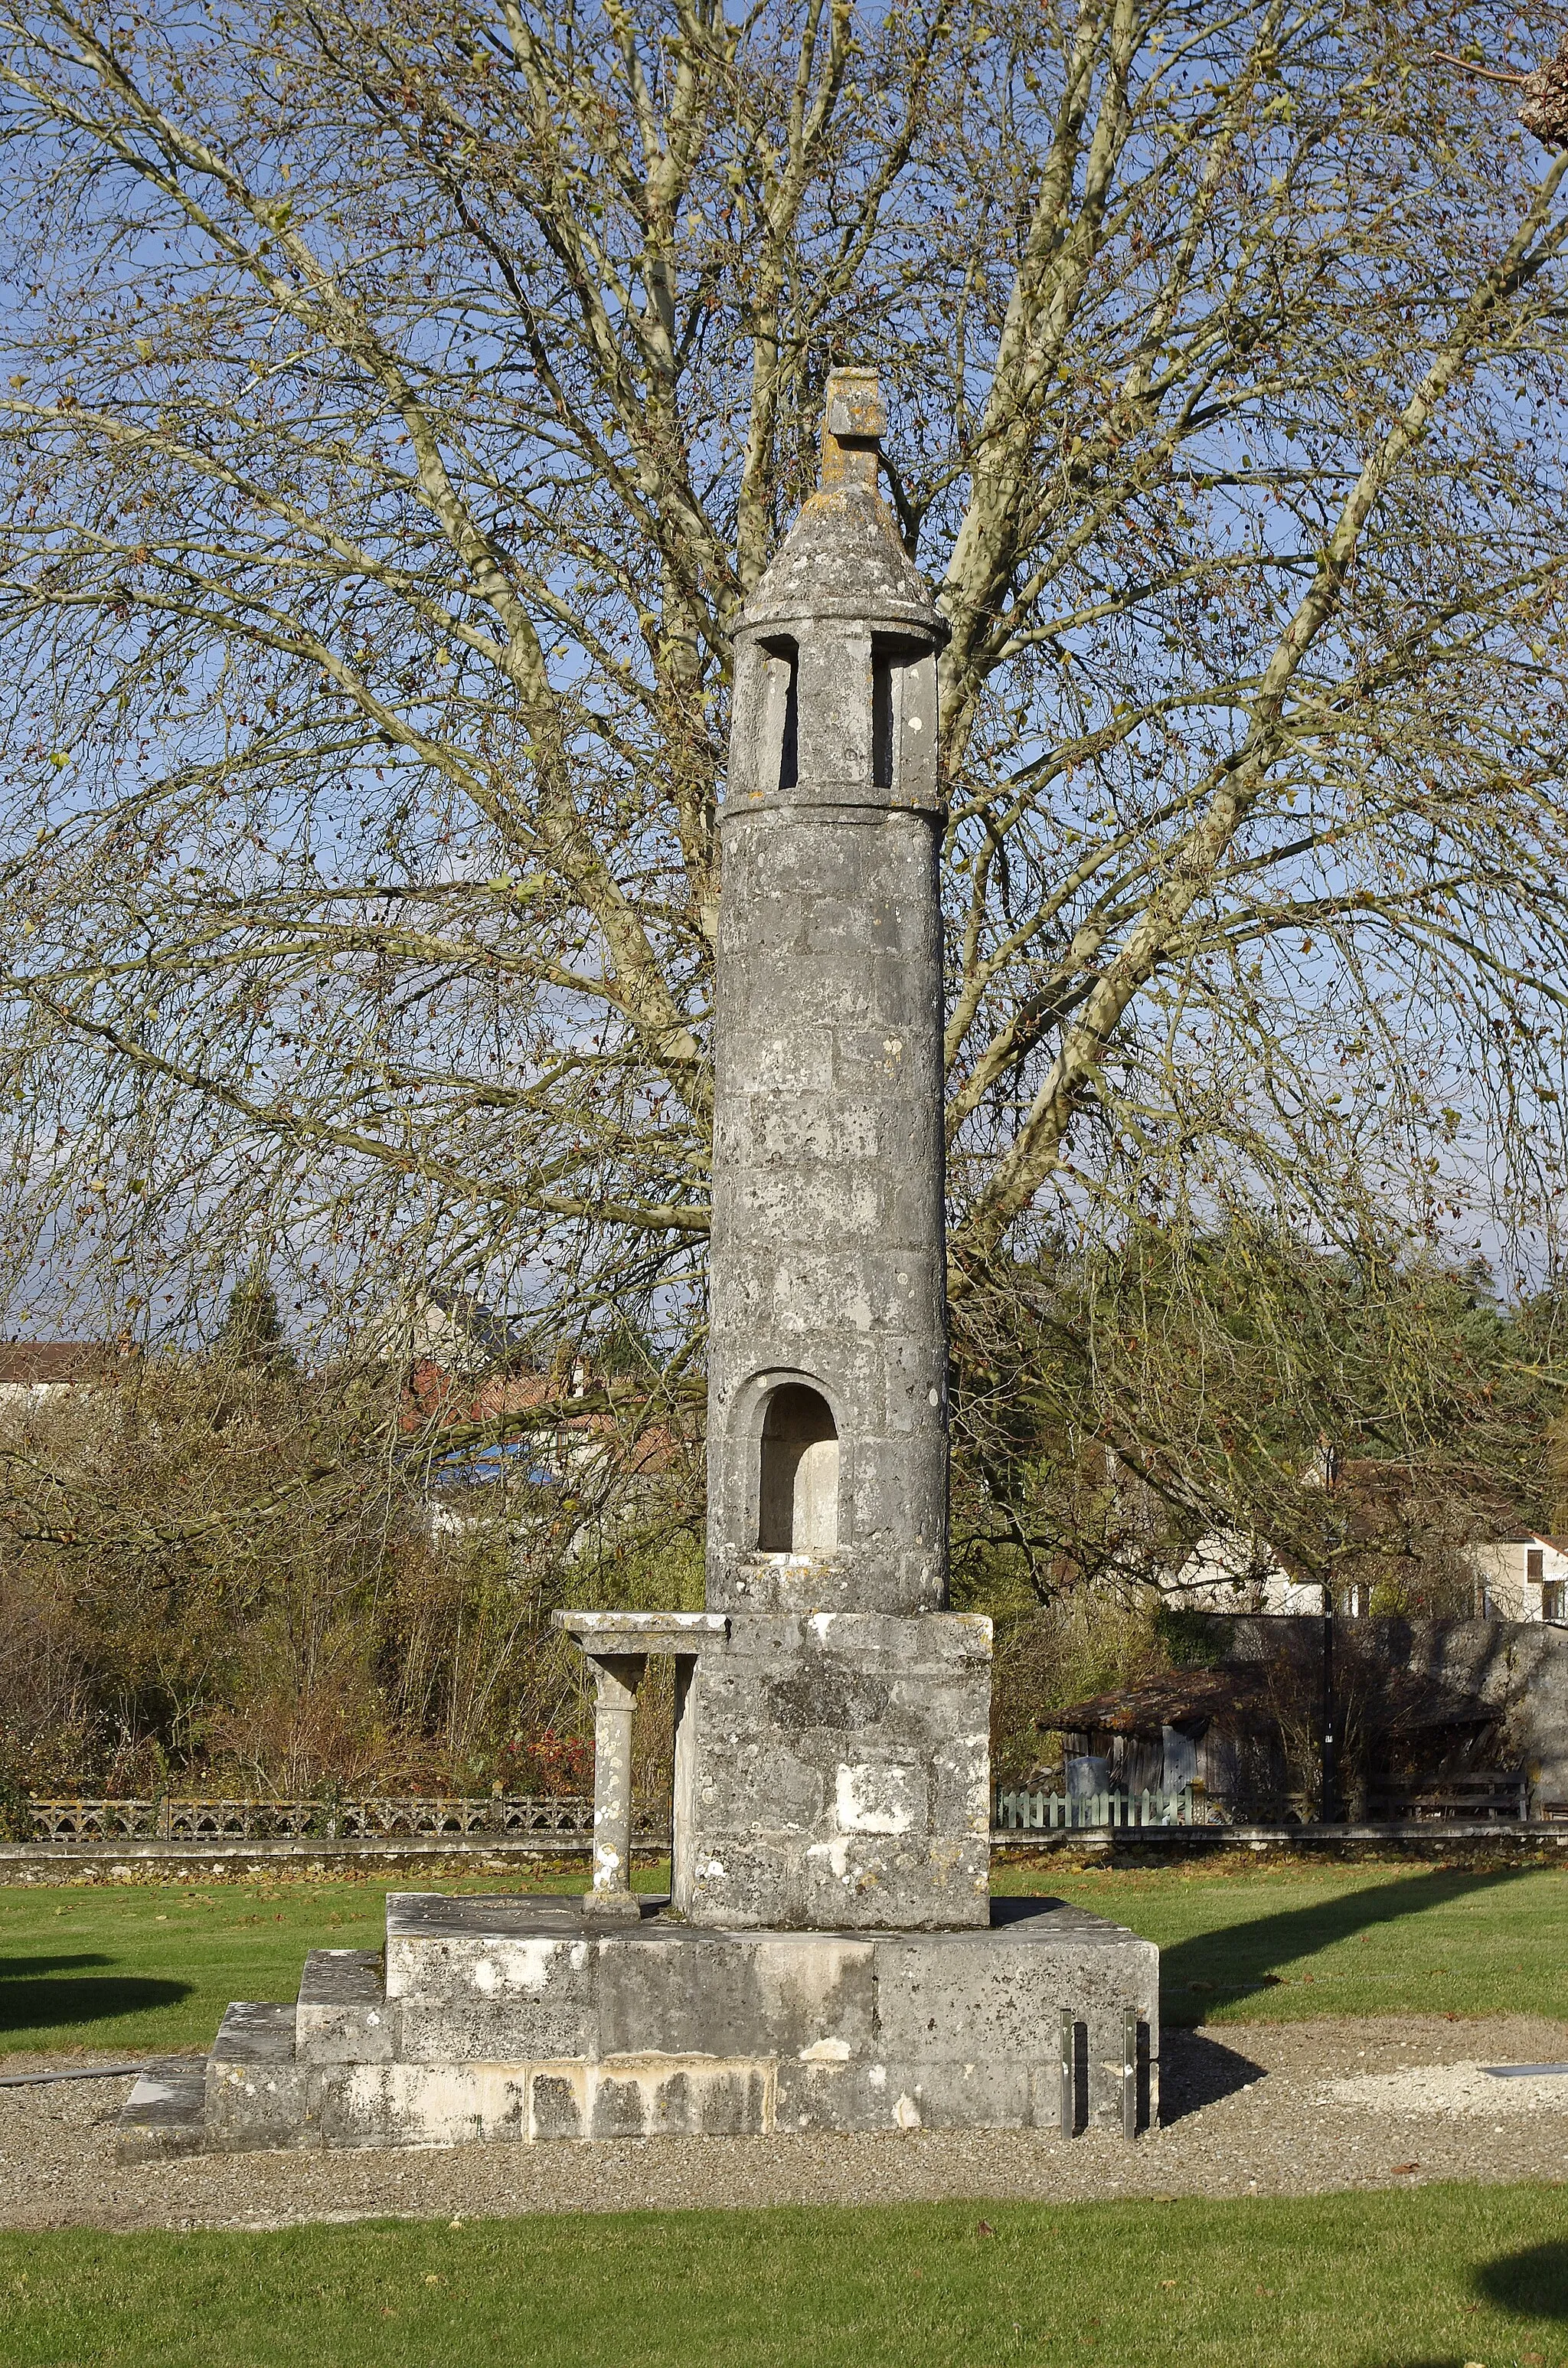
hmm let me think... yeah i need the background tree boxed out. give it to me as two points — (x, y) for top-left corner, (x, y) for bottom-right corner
(2, 1), (1568, 1549)
(214, 1264), (297, 1371)
(953, 1228), (1565, 1614)
(0, 1334), (704, 1797)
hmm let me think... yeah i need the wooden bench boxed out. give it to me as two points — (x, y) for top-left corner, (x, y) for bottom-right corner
(1365, 1772), (1528, 1822)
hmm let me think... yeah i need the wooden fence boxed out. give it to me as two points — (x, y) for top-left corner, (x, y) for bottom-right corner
(993, 1785), (1197, 1831)
(1362, 1772), (1529, 1822)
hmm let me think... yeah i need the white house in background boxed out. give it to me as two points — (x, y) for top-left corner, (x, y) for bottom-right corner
(1162, 1528), (1326, 1615)
(0, 1342), (114, 1408)
(1467, 1532), (1568, 1623)
(1168, 1523), (1568, 1624)
(379, 1287), (531, 1379)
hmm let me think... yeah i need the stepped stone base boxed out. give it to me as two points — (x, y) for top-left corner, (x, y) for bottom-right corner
(116, 1892), (1158, 2157)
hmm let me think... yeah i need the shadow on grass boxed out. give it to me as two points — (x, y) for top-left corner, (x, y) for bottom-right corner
(1, 1954), (116, 1977)
(1473, 2239), (1568, 2320)
(1155, 1866), (1530, 2025)
(0, 1953), (191, 2036)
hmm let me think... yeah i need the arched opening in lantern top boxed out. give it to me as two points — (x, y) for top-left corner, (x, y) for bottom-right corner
(871, 636), (938, 799)
(756, 636), (799, 794)
(757, 1382), (838, 1555)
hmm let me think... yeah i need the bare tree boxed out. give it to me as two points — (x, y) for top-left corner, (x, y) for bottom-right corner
(951, 1225), (1560, 1612)
(2, 0), (1568, 1421)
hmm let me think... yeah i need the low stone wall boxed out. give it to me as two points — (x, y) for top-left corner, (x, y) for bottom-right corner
(5, 1818), (1567, 1883)
(993, 1821), (1568, 1868)
(0, 1835), (606, 1886)
(22, 1793), (603, 1843)
(0, 1794), (663, 1885)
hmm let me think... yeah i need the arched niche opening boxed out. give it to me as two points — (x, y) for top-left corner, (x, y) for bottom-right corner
(871, 636), (937, 799)
(757, 636), (799, 793)
(757, 1382), (839, 1555)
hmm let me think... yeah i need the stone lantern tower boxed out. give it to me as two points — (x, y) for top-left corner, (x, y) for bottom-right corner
(551, 375), (992, 1937)
(706, 368), (949, 1621)
(132, 375), (1157, 2167)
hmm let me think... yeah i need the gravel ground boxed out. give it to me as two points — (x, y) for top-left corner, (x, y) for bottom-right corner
(0, 2016), (1563, 2232)
(1318, 2059), (1568, 2115)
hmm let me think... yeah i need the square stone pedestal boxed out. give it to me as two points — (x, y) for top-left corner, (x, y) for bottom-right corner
(556, 1607), (993, 1931)
(674, 1611), (992, 1930)
(117, 1891), (1159, 2156)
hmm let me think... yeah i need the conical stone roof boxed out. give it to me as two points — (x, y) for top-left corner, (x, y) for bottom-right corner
(741, 483), (940, 637)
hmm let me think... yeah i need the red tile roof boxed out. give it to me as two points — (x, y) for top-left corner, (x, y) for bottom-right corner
(398, 1358), (684, 1476)
(0, 1342), (114, 1385)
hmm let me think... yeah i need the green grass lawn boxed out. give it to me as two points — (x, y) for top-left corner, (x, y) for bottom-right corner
(2, 1869), (1566, 2364)
(1007, 1858), (1568, 2026)
(0, 1857), (1562, 2057)
(0, 1866), (591, 2058)
(2, 2186), (1566, 2366)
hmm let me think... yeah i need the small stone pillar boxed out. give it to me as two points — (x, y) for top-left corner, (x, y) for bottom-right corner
(550, 1612), (731, 1915)
(584, 1653), (644, 1918)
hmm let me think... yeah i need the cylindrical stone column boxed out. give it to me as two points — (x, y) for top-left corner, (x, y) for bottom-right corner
(585, 1654), (643, 1918)
(707, 371), (950, 1617)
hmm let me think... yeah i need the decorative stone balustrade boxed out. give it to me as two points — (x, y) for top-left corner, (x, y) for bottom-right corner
(24, 1794), (668, 1843)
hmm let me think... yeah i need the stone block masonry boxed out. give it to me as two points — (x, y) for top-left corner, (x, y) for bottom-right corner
(119, 1892), (1157, 2156)
(671, 1611), (992, 1931)
(706, 374), (950, 1622)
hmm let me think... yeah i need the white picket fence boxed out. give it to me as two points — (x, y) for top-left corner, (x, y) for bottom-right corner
(994, 1784), (1197, 1832)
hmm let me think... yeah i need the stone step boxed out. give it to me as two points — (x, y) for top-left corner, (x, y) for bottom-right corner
(116, 2059), (208, 2162)
(372, 1892), (1159, 2134)
(213, 1997), (297, 2064)
(205, 2000), (318, 2152)
(297, 1948), (392, 2063)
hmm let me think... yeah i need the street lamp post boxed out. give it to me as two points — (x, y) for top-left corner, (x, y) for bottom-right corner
(1320, 1441), (1342, 1824)
(1321, 1582), (1338, 1823)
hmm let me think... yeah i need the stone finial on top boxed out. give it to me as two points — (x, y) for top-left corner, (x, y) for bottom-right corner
(820, 368), (885, 491)
(737, 358), (939, 646)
